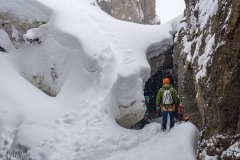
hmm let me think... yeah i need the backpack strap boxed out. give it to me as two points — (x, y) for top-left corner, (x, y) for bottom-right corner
(169, 87), (177, 103)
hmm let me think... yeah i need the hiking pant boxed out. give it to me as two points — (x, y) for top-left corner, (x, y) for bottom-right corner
(162, 111), (175, 129)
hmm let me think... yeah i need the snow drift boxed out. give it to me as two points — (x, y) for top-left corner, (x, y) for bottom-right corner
(0, 0), (198, 160)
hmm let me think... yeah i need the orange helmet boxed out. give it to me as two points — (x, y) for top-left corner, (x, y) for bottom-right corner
(163, 78), (170, 85)
(184, 116), (190, 121)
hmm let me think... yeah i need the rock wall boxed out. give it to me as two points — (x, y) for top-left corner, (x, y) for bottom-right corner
(174, 0), (240, 159)
(96, 0), (159, 24)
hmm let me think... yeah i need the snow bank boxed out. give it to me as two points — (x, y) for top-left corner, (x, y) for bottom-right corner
(0, 0), (50, 23)
(102, 122), (199, 160)
(0, 0), (198, 159)
(147, 15), (182, 59)
(0, 30), (15, 52)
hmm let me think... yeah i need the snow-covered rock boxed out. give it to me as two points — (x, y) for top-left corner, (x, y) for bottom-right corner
(174, 0), (240, 158)
(0, 0), (198, 159)
(116, 100), (146, 128)
(0, 0), (50, 48)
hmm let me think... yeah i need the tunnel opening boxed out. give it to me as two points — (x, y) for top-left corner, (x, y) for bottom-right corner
(144, 44), (177, 118)
(131, 43), (178, 129)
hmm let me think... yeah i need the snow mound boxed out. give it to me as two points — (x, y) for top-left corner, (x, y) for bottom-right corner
(0, 30), (15, 52)
(0, 0), (50, 23)
(0, 0), (198, 160)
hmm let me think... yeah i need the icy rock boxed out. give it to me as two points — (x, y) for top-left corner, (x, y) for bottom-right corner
(116, 100), (146, 128)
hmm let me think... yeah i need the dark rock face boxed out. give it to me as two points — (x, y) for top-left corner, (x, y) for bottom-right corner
(96, 0), (159, 24)
(174, 0), (240, 158)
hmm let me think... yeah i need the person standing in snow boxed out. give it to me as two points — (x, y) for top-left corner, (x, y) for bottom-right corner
(144, 96), (150, 115)
(155, 78), (178, 131)
(139, 96), (150, 129)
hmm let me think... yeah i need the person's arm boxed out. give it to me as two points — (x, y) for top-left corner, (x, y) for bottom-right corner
(156, 89), (163, 108)
(145, 97), (150, 113)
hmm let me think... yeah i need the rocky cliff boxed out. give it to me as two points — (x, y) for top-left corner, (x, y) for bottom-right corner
(96, 0), (159, 24)
(174, 0), (240, 159)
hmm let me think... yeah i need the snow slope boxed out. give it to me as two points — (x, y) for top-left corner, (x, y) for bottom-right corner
(0, 0), (198, 159)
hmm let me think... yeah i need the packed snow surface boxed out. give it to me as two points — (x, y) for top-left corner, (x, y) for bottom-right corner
(0, 0), (198, 160)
